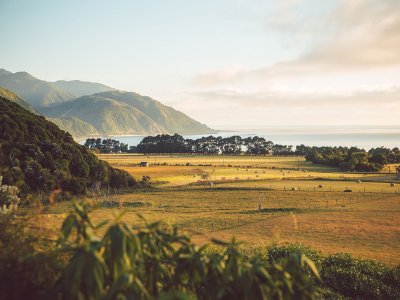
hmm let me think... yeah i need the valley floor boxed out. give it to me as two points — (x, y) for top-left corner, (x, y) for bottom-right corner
(30, 155), (400, 265)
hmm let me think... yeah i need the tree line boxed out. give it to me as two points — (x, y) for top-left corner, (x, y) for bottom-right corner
(84, 138), (133, 153)
(86, 134), (294, 155)
(296, 145), (400, 172)
(85, 134), (400, 173)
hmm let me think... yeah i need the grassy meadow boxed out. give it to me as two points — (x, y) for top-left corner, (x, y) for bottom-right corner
(32, 154), (400, 265)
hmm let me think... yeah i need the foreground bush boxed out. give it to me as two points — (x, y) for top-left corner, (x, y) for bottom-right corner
(0, 203), (399, 299)
(56, 202), (322, 299)
(0, 217), (63, 300)
(258, 244), (400, 299)
(321, 253), (400, 299)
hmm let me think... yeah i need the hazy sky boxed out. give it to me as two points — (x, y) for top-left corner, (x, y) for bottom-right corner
(1, 0), (399, 129)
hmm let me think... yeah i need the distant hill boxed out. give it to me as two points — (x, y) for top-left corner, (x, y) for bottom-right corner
(0, 70), (74, 107)
(52, 80), (114, 97)
(96, 91), (216, 135)
(0, 86), (37, 113)
(0, 68), (114, 108)
(40, 91), (216, 137)
(49, 116), (98, 137)
(0, 68), (216, 137)
(0, 68), (12, 76)
(0, 95), (137, 194)
(41, 94), (165, 136)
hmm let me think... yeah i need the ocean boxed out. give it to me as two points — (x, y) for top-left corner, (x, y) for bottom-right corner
(83, 126), (400, 150)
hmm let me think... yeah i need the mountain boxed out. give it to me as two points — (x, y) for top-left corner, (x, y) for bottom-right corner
(0, 86), (37, 113)
(41, 94), (165, 136)
(96, 91), (216, 135)
(0, 69), (114, 108)
(0, 68), (216, 137)
(48, 116), (98, 137)
(52, 80), (114, 97)
(0, 68), (12, 76)
(40, 91), (216, 137)
(0, 71), (74, 107)
(0, 95), (136, 194)
(0, 87), (93, 135)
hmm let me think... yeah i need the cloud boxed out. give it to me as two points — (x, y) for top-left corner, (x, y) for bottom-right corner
(194, 0), (400, 86)
(182, 1), (400, 127)
(187, 85), (400, 109)
(173, 84), (400, 127)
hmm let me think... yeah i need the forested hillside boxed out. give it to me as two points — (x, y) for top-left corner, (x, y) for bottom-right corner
(0, 96), (137, 194)
(0, 87), (37, 113)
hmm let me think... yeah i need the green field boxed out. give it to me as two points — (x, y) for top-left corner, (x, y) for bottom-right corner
(34, 154), (400, 265)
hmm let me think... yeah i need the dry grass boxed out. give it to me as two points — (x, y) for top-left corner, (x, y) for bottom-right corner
(26, 155), (400, 265)
(195, 195), (400, 265)
(31, 189), (400, 265)
(98, 154), (335, 171)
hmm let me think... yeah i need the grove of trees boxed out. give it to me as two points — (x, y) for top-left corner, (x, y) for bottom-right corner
(296, 145), (400, 172)
(133, 134), (292, 155)
(84, 138), (132, 153)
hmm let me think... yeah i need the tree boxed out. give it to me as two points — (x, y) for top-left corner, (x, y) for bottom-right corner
(69, 159), (89, 178)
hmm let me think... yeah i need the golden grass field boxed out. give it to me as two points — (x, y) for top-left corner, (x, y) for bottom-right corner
(33, 154), (400, 265)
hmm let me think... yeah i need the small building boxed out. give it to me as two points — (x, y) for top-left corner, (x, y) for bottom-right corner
(139, 161), (149, 167)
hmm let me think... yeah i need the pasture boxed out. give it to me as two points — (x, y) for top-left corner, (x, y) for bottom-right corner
(99, 154), (397, 189)
(34, 154), (400, 265)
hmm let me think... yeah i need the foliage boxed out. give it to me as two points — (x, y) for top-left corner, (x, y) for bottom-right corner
(0, 216), (63, 300)
(0, 203), (399, 299)
(261, 244), (400, 300)
(0, 97), (138, 194)
(85, 138), (130, 153)
(56, 202), (323, 299)
(321, 253), (400, 299)
(296, 144), (400, 172)
(0, 176), (20, 215)
(131, 134), (293, 156)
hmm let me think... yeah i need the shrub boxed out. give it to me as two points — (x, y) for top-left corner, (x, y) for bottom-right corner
(0, 217), (63, 300)
(56, 202), (323, 299)
(321, 253), (400, 299)
(0, 176), (20, 215)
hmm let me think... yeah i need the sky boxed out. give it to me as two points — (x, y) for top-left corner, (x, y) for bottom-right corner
(1, 0), (399, 129)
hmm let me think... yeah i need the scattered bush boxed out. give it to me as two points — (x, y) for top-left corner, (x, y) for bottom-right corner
(0, 176), (20, 215)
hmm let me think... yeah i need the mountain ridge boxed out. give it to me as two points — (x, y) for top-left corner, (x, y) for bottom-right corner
(0, 68), (216, 137)
(0, 70), (74, 107)
(40, 91), (215, 136)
